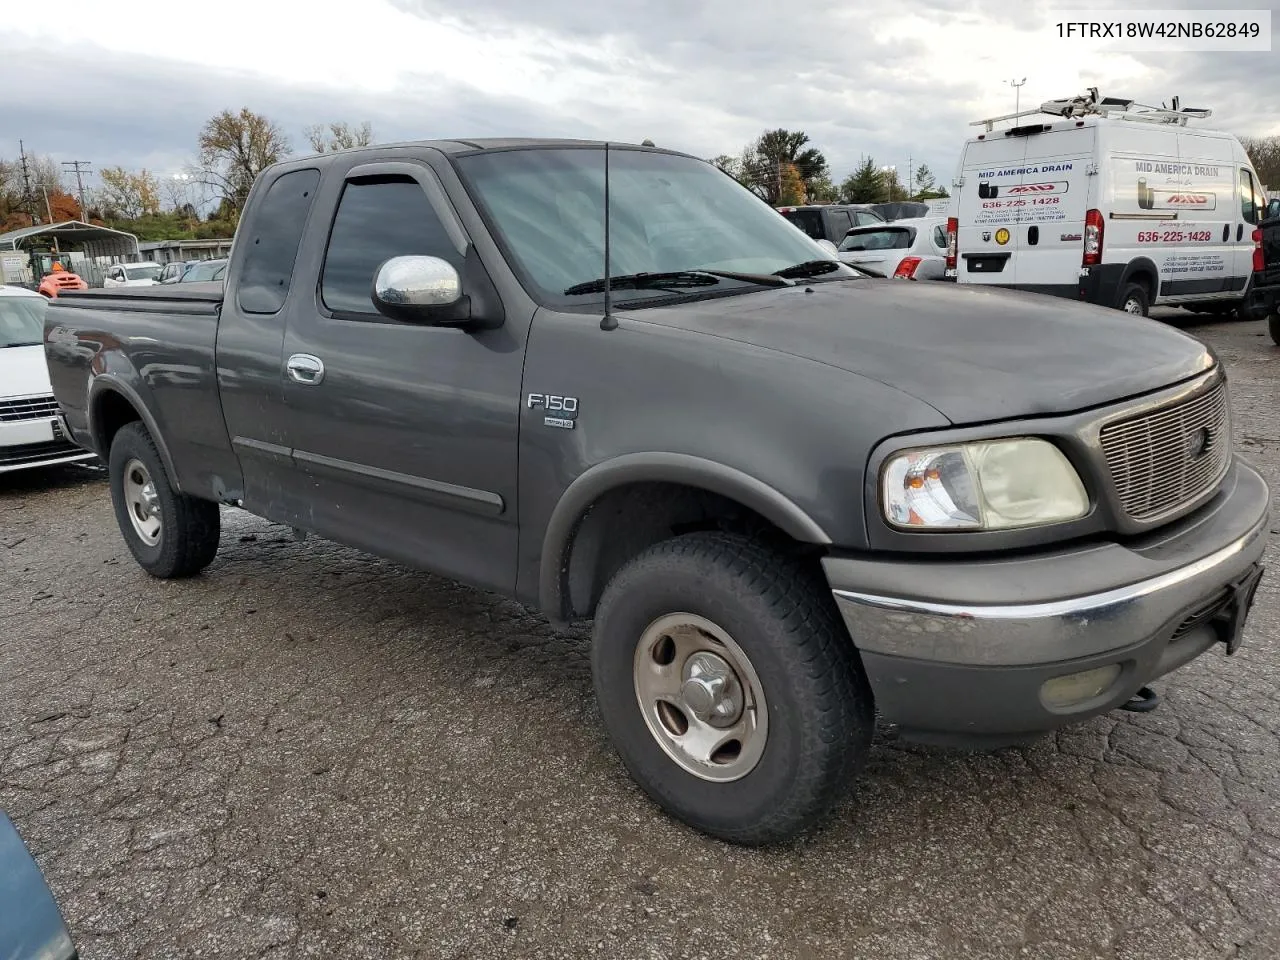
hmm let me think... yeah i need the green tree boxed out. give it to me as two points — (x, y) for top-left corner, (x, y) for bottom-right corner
(840, 157), (884, 203)
(911, 163), (937, 198)
(741, 129), (829, 205)
(806, 173), (839, 204)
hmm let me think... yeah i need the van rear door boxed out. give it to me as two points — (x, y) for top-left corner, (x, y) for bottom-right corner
(1008, 126), (1095, 294)
(956, 134), (1027, 285)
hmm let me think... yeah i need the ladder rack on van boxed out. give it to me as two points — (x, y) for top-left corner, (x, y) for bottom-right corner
(971, 87), (1212, 133)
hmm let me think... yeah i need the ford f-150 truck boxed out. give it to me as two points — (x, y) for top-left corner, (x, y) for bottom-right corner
(43, 139), (1269, 845)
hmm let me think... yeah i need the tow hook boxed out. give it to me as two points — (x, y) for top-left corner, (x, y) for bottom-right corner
(1118, 685), (1160, 713)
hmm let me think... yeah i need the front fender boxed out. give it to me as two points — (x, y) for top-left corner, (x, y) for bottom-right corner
(537, 451), (830, 617)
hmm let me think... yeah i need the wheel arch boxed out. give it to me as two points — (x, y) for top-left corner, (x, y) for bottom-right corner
(1120, 257), (1160, 302)
(87, 377), (183, 493)
(538, 453), (832, 622)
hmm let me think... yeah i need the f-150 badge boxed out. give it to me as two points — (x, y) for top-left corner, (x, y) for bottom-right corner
(528, 393), (578, 429)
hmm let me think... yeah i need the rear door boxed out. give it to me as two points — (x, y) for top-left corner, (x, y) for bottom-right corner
(1007, 126), (1095, 293)
(956, 134), (1028, 285)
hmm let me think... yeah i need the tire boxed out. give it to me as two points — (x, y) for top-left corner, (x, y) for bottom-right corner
(1270, 313), (1280, 347)
(1118, 282), (1149, 317)
(108, 421), (220, 578)
(591, 531), (874, 845)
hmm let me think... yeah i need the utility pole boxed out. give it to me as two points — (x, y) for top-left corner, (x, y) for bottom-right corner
(62, 160), (92, 220)
(19, 140), (37, 224)
(908, 155), (914, 198)
(1007, 77), (1027, 117)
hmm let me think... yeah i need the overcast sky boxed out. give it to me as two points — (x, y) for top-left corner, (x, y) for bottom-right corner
(3, 0), (1275, 199)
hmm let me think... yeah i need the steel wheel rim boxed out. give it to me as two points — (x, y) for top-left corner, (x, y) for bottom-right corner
(1124, 297), (1144, 315)
(123, 458), (162, 546)
(632, 612), (769, 782)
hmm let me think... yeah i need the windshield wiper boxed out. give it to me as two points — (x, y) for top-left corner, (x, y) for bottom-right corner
(773, 259), (843, 279)
(564, 268), (792, 296)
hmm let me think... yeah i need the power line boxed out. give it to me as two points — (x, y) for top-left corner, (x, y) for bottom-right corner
(62, 160), (93, 220)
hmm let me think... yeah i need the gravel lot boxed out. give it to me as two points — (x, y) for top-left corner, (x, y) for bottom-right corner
(2, 312), (1279, 960)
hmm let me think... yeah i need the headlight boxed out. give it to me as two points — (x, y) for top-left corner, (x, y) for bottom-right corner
(882, 438), (1089, 531)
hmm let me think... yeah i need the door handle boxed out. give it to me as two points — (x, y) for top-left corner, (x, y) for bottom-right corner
(286, 354), (325, 385)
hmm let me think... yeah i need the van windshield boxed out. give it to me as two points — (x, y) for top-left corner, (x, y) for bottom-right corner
(455, 148), (854, 307)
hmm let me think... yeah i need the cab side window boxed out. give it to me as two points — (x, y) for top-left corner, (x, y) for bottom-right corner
(320, 175), (464, 317)
(932, 224), (947, 249)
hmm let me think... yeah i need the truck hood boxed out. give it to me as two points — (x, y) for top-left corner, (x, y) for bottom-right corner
(0, 346), (53, 399)
(623, 280), (1214, 424)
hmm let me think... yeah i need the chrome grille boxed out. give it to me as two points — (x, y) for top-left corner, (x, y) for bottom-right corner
(0, 395), (60, 423)
(1100, 378), (1230, 522)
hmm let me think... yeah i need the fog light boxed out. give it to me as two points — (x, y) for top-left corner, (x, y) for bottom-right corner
(1040, 664), (1122, 710)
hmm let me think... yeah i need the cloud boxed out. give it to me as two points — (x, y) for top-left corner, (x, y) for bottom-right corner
(2, 0), (1275, 202)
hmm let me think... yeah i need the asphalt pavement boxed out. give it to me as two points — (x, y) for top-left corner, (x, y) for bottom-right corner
(2, 310), (1279, 960)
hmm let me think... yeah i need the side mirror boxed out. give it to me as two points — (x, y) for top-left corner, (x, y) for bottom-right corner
(816, 239), (839, 257)
(0, 811), (76, 960)
(373, 255), (468, 324)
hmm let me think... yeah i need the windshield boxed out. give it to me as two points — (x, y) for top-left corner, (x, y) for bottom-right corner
(125, 264), (161, 281)
(455, 148), (851, 307)
(182, 260), (227, 282)
(839, 227), (914, 252)
(0, 294), (47, 348)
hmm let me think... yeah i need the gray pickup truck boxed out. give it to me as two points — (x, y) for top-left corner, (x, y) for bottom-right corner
(43, 139), (1269, 845)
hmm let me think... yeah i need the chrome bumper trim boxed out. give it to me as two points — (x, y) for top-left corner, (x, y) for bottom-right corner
(832, 515), (1267, 666)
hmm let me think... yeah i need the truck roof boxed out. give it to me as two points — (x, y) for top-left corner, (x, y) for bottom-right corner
(298, 137), (670, 159)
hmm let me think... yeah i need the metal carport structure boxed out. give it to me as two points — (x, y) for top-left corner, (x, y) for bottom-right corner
(0, 220), (142, 287)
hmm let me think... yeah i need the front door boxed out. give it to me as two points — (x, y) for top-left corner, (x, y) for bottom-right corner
(1234, 167), (1266, 291)
(276, 158), (524, 594)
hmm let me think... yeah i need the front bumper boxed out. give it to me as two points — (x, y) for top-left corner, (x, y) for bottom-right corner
(825, 458), (1269, 745)
(0, 409), (97, 475)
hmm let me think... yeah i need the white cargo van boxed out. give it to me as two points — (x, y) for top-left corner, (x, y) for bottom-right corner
(945, 90), (1270, 318)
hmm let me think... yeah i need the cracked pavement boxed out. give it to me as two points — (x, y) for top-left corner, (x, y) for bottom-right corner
(2, 312), (1279, 959)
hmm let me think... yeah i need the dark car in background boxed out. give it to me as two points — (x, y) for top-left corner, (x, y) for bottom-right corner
(776, 203), (883, 244)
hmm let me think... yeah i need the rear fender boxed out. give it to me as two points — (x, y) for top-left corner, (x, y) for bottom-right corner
(87, 374), (182, 493)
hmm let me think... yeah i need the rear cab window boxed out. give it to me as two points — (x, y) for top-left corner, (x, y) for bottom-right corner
(236, 167), (321, 315)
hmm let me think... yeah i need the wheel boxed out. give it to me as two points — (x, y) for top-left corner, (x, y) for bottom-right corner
(591, 531), (875, 845)
(108, 422), (220, 578)
(1270, 313), (1280, 347)
(1118, 283), (1149, 316)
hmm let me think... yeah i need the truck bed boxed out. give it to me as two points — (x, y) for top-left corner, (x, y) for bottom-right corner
(44, 282), (239, 502)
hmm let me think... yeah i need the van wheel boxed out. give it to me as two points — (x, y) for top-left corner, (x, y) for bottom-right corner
(1269, 313), (1280, 346)
(590, 531), (874, 846)
(108, 422), (220, 578)
(1118, 283), (1149, 317)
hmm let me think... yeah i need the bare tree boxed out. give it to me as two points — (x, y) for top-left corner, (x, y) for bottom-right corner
(197, 108), (291, 214)
(304, 121), (375, 154)
(1242, 135), (1280, 190)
